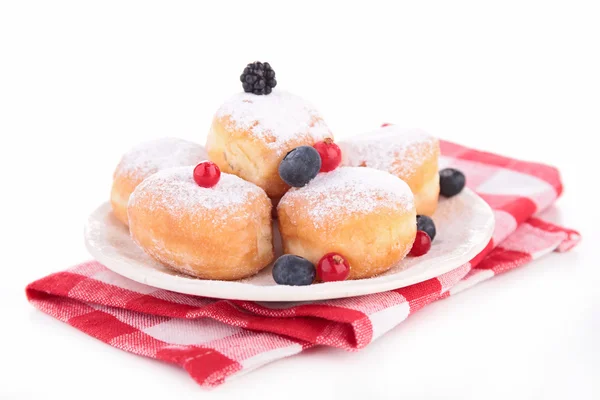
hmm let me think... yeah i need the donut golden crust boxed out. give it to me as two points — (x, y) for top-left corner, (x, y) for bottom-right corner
(277, 167), (416, 280)
(339, 127), (440, 216)
(111, 138), (207, 226)
(207, 91), (332, 199)
(128, 167), (274, 280)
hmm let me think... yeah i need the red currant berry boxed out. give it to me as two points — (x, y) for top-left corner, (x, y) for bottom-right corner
(317, 252), (350, 282)
(409, 231), (432, 257)
(193, 161), (221, 188)
(381, 123), (393, 127)
(313, 138), (342, 173)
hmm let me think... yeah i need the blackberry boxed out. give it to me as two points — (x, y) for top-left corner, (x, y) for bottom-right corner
(240, 61), (277, 95)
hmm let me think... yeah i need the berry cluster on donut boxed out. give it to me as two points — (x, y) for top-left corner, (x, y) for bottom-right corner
(110, 62), (466, 284)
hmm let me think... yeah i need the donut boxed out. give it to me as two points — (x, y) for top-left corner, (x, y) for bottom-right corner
(277, 167), (416, 280)
(207, 90), (332, 200)
(111, 138), (207, 226)
(338, 126), (440, 216)
(128, 166), (274, 280)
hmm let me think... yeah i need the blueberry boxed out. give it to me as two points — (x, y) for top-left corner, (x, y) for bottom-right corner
(278, 146), (321, 187)
(272, 255), (316, 286)
(439, 168), (466, 197)
(416, 215), (436, 241)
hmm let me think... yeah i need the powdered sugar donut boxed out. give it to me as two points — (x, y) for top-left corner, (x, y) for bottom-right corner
(128, 167), (274, 280)
(207, 91), (332, 200)
(339, 126), (440, 216)
(277, 167), (416, 280)
(111, 138), (207, 226)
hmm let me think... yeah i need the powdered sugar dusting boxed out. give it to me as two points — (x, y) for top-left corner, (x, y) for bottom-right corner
(216, 91), (331, 154)
(115, 138), (207, 180)
(339, 127), (436, 178)
(129, 166), (264, 224)
(279, 167), (414, 229)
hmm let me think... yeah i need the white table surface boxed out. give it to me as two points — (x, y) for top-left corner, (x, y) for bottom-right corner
(1, 1), (598, 399)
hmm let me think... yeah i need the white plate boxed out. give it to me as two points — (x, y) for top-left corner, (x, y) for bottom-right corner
(84, 188), (494, 302)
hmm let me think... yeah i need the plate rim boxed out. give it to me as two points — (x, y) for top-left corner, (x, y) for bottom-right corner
(84, 188), (495, 302)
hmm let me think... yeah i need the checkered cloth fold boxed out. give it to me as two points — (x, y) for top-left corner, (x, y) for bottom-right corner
(26, 140), (580, 387)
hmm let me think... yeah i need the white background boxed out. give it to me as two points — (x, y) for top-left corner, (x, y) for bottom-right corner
(1, 1), (599, 399)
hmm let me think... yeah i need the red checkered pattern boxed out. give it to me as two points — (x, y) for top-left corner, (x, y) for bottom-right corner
(26, 140), (580, 387)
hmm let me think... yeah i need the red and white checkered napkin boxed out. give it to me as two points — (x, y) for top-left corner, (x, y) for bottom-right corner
(26, 140), (580, 387)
